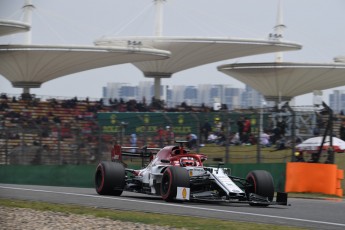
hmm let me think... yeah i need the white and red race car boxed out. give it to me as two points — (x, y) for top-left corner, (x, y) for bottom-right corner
(95, 141), (288, 206)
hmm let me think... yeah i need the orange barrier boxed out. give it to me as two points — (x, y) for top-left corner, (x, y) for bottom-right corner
(285, 162), (344, 197)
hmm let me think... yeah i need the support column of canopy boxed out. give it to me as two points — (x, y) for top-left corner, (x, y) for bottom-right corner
(12, 81), (41, 97)
(21, 0), (35, 95)
(151, 0), (167, 100)
(268, 0), (286, 105)
(144, 72), (171, 100)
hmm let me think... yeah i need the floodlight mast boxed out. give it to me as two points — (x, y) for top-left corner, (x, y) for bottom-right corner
(21, 0), (36, 94)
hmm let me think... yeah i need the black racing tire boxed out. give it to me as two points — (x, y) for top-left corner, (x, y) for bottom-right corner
(245, 170), (274, 206)
(161, 166), (190, 202)
(95, 161), (125, 196)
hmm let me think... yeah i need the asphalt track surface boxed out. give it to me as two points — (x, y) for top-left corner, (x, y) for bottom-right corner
(0, 184), (344, 229)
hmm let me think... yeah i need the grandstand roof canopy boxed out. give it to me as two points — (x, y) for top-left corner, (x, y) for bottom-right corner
(217, 62), (345, 102)
(0, 44), (170, 90)
(0, 20), (30, 37)
(95, 36), (302, 77)
(95, 36), (302, 98)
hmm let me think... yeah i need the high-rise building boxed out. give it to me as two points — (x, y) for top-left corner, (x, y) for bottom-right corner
(329, 90), (345, 113)
(223, 87), (243, 110)
(102, 82), (129, 104)
(241, 85), (264, 108)
(197, 84), (214, 106)
(102, 81), (264, 109)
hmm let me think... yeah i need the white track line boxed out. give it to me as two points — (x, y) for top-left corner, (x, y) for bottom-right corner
(0, 185), (344, 227)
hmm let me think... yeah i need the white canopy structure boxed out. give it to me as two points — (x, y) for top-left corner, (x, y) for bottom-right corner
(0, 20), (30, 37)
(0, 44), (170, 93)
(0, 1), (171, 94)
(217, 62), (345, 102)
(95, 36), (302, 99)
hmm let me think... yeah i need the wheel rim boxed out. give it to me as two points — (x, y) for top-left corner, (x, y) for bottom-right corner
(161, 174), (170, 195)
(246, 175), (255, 194)
(95, 167), (104, 191)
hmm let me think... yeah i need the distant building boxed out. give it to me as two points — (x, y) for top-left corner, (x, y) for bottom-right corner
(329, 90), (345, 113)
(102, 83), (130, 104)
(241, 85), (264, 108)
(102, 81), (264, 109)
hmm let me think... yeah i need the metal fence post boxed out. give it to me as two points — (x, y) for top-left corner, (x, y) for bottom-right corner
(5, 128), (9, 165)
(191, 113), (200, 153)
(225, 114), (230, 164)
(56, 123), (62, 164)
(256, 111), (261, 163)
(285, 102), (296, 162)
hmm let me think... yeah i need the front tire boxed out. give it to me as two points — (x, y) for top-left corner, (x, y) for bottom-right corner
(95, 161), (125, 196)
(245, 170), (274, 206)
(161, 166), (190, 201)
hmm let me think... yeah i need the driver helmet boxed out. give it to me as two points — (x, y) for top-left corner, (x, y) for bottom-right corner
(180, 157), (195, 167)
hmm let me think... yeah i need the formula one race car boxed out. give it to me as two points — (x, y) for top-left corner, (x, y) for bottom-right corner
(95, 141), (288, 206)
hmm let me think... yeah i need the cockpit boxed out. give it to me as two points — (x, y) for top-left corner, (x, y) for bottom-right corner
(179, 156), (199, 167)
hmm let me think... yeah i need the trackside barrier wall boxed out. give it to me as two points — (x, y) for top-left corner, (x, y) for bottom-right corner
(224, 163), (287, 192)
(0, 163), (286, 192)
(0, 165), (96, 188)
(285, 162), (344, 197)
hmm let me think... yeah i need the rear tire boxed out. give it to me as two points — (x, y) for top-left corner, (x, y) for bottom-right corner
(95, 161), (125, 196)
(245, 170), (274, 206)
(161, 166), (190, 201)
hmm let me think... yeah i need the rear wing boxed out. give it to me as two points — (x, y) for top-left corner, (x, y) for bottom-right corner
(111, 144), (161, 163)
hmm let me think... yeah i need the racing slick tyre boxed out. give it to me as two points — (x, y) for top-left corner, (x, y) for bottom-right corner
(245, 170), (274, 206)
(95, 161), (125, 196)
(161, 166), (190, 202)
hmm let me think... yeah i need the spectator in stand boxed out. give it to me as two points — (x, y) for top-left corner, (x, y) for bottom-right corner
(53, 116), (61, 124)
(186, 133), (197, 149)
(259, 130), (271, 147)
(201, 119), (212, 144)
(129, 133), (137, 153)
(276, 117), (286, 137)
(241, 117), (251, 144)
(49, 98), (58, 108)
(165, 126), (175, 145)
(339, 119), (345, 141)
(294, 151), (305, 162)
(156, 126), (165, 148)
(229, 132), (241, 145)
(0, 101), (9, 111)
(207, 132), (218, 143)
(237, 116), (244, 143)
(214, 117), (223, 135)
(0, 93), (8, 100)
(21, 92), (32, 101)
(215, 132), (226, 146)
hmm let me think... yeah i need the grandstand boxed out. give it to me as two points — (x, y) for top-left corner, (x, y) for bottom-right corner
(0, 93), (218, 165)
(1, 92), (343, 166)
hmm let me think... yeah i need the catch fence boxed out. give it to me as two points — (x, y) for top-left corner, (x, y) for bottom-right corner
(1, 106), (331, 165)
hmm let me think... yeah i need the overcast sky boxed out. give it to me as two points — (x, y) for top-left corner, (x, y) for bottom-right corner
(0, 0), (345, 105)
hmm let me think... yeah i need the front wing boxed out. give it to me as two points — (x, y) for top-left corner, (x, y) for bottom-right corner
(189, 191), (289, 206)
